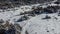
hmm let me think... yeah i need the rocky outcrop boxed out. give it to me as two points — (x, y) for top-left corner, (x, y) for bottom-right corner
(0, 0), (55, 9)
(0, 21), (22, 34)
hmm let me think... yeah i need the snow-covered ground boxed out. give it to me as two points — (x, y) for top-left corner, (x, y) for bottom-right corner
(26, 14), (60, 34)
(0, 0), (60, 34)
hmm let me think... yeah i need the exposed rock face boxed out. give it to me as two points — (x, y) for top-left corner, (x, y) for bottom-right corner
(0, 29), (6, 34)
(0, 21), (22, 34)
(0, 0), (54, 9)
(21, 0), (54, 5)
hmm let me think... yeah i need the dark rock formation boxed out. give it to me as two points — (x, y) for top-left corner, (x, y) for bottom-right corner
(16, 15), (29, 22)
(25, 30), (29, 34)
(0, 29), (6, 34)
(0, 21), (21, 34)
(0, 0), (54, 9)
(42, 15), (51, 19)
(54, 1), (60, 4)
(0, 19), (4, 23)
(5, 29), (15, 34)
(14, 24), (22, 31)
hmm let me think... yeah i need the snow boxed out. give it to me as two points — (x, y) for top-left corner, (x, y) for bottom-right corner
(25, 14), (60, 34)
(0, 0), (60, 34)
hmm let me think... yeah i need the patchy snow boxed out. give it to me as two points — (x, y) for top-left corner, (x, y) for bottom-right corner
(0, 0), (60, 34)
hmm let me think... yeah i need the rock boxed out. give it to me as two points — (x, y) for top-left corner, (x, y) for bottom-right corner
(14, 24), (22, 31)
(43, 8), (53, 14)
(0, 0), (54, 9)
(54, 1), (60, 4)
(16, 15), (29, 22)
(0, 29), (6, 34)
(25, 30), (29, 34)
(0, 21), (21, 34)
(5, 29), (15, 34)
(42, 15), (51, 19)
(0, 19), (4, 23)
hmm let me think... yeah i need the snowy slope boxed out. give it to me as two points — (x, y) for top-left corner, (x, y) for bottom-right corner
(0, 0), (60, 34)
(26, 14), (60, 34)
